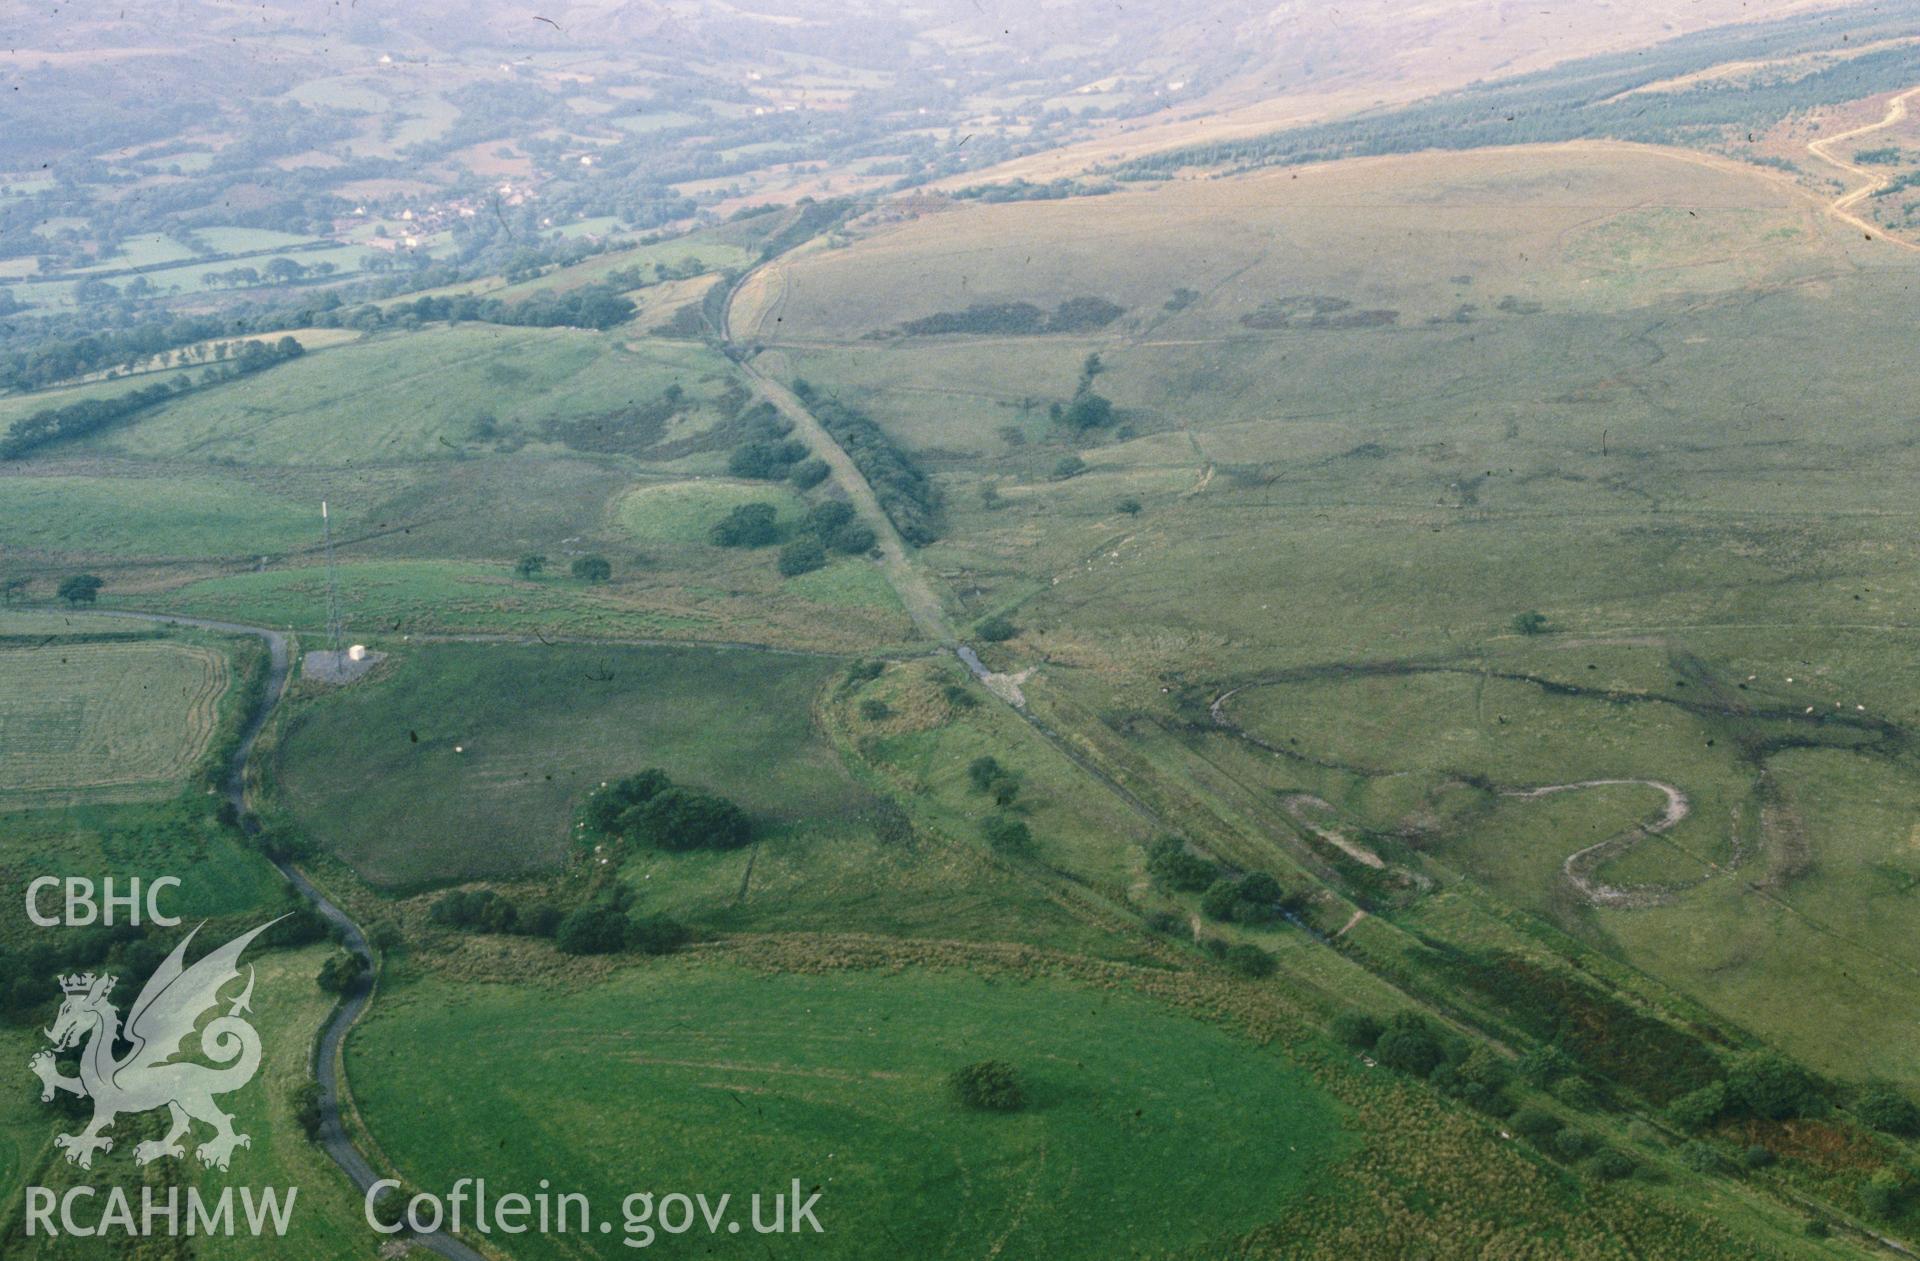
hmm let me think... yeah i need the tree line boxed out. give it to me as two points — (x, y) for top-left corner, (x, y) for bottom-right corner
(894, 296), (1124, 338)
(791, 382), (942, 545)
(0, 336), (303, 459)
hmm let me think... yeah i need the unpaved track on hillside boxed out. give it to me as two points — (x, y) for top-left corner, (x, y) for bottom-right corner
(1807, 85), (1920, 251)
(728, 352), (958, 647)
(63, 610), (486, 1261)
(1501, 779), (1691, 908)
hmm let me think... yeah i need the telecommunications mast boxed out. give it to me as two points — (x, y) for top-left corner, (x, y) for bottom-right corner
(321, 501), (344, 653)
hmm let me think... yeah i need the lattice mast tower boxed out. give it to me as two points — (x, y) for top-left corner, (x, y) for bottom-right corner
(321, 501), (343, 653)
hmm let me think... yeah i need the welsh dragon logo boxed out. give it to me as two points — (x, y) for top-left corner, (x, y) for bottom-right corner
(29, 918), (282, 1171)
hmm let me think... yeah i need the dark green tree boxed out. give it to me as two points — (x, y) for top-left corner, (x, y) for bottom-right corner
(627, 914), (690, 956)
(976, 615), (1017, 642)
(1511, 610), (1549, 635)
(1727, 1052), (1815, 1121)
(57, 574), (103, 606)
(315, 950), (369, 995)
(949, 1060), (1024, 1112)
(777, 537), (827, 577)
(1372, 1012), (1445, 1076)
(709, 503), (780, 547)
(555, 905), (630, 955)
(981, 815), (1032, 853)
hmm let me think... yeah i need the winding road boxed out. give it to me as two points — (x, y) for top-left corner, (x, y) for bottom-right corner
(71, 611), (485, 1261)
(1807, 84), (1920, 251)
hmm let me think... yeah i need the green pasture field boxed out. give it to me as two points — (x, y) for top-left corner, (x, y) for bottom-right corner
(615, 478), (812, 545)
(0, 472), (321, 558)
(129, 544), (911, 650)
(129, 559), (677, 637)
(67, 233), (200, 273)
(740, 147), (1836, 344)
(0, 796), (286, 952)
(270, 642), (867, 887)
(0, 638), (230, 806)
(195, 227), (323, 254)
(82, 325), (736, 465)
(347, 962), (1352, 1261)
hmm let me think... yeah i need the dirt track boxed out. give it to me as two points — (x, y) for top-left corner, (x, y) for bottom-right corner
(1806, 85), (1920, 251)
(1501, 778), (1691, 908)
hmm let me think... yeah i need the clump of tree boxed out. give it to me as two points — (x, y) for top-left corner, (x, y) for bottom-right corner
(1051, 353), (1115, 433)
(379, 284), (635, 331)
(292, 1082), (324, 1140)
(58, 574), (104, 606)
(966, 756), (1021, 806)
(315, 950), (369, 995)
(729, 435), (810, 480)
(896, 297), (1123, 338)
(975, 615), (1017, 642)
(789, 457), (831, 489)
(1146, 836), (1217, 892)
(709, 502), (781, 548)
(776, 537), (827, 577)
(1667, 1052), (1824, 1137)
(949, 1060), (1024, 1111)
(585, 768), (752, 852)
(981, 814), (1033, 854)
(1198, 871), (1291, 925)
(1855, 1081), (1920, 1136)
(1332, 1008), (1515, 1118)
(554, 905), (631, 956)
(551, 887), (691, 958)
(1511, 610), (1550, 635)
(514, 554), (546, 578)
(726, 403), (807, 480)
(571, 554), (612, 583)
(1861, 1167), (1915, 1220)
(802, 500), (875, 554)
(429, 888), (555, 936)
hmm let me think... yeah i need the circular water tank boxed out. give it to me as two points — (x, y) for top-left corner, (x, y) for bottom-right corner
(347, 644), (368, 662)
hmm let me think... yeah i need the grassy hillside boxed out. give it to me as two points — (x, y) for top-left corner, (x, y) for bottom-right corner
(84, 325), (730, 465)
(739, 141), (1920, 1111)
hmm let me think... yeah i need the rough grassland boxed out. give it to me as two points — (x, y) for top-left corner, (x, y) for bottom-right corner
(745, 141), (1920, 1092)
